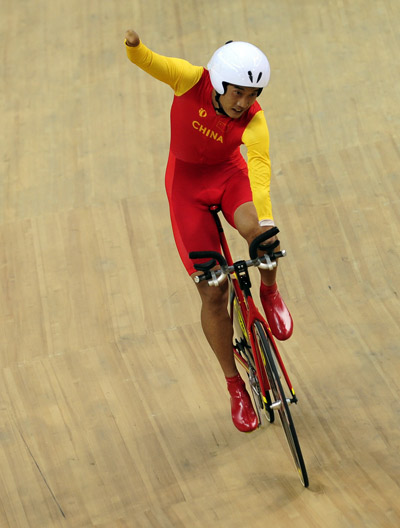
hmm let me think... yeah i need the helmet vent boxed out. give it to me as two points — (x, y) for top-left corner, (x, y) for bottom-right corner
(257, 72), (263, 82)
(248, 71), (253, 83)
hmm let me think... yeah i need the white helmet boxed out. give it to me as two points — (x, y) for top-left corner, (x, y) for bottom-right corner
(208, 41), (270, 94)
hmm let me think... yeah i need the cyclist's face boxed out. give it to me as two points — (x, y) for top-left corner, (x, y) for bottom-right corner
(218, 85), (259, 118)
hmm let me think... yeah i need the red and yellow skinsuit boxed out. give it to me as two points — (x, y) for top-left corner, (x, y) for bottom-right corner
(126, 41), (273, 274)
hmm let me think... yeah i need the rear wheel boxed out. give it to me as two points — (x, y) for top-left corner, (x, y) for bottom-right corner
(253, 320), (309, 487)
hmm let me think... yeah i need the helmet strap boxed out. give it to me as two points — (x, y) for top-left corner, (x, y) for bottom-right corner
(213, 92), (230, 117)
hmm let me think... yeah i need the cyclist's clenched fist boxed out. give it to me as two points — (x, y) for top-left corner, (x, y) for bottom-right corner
(125, 29), (140, 47)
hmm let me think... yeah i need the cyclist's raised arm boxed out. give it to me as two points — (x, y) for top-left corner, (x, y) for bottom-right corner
(124, 29), (203, 96)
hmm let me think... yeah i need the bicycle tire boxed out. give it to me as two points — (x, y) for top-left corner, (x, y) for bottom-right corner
(253, 320), (309, 487)
(230, 286), (274, 423)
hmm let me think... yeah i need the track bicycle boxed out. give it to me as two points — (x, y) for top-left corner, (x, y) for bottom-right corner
(189, 205), (309, 487)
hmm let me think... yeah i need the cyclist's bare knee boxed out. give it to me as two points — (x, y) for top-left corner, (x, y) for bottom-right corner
(193, 275), (228, 310)
(234, 202), (277, 247)
(242, 225), (278, 248)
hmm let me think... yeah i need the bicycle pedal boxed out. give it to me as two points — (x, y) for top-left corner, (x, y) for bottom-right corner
(270, 398), (293, 410)
(270, 400), (282, 410)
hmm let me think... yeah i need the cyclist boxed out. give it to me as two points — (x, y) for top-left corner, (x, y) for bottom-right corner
(124, 29), (293, 433)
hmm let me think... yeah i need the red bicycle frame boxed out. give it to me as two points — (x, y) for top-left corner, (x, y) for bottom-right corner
(209, 205), (297, 404)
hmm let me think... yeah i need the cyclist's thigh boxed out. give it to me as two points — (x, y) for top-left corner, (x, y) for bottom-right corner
(166, 155), (221, 275)
(220, 163), (253, 228)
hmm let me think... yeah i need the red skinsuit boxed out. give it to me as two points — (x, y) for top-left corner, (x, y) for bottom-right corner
(126, 41), (273, 274)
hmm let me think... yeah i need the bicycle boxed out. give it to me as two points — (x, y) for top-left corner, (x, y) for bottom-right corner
(189, 205), (309, 487)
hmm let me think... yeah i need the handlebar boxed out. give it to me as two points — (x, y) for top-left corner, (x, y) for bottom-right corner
(188, 250), (227, 267)
(189, 226), (285, 287)
(248, 227), (280, 259)
(189, 249), (286, 287)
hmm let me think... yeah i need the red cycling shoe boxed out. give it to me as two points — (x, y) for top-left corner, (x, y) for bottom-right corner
(260, 282), (293, 341)
(226, 374), (258, 433)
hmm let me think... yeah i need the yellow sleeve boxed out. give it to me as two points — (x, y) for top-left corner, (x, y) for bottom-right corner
(125, 40), (203, 96)
(242, 111), (273, 223)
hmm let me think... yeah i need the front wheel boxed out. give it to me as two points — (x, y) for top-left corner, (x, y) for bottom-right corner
(253, 320), (309, 487)
(231, 287), (274, 423)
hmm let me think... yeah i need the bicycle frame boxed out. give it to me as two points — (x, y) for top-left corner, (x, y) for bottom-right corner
(191, 206), (309, 485)
(209, 206), (297, 406)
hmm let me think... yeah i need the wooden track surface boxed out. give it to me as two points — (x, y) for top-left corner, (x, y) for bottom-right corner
(1, 1), (399, 526)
